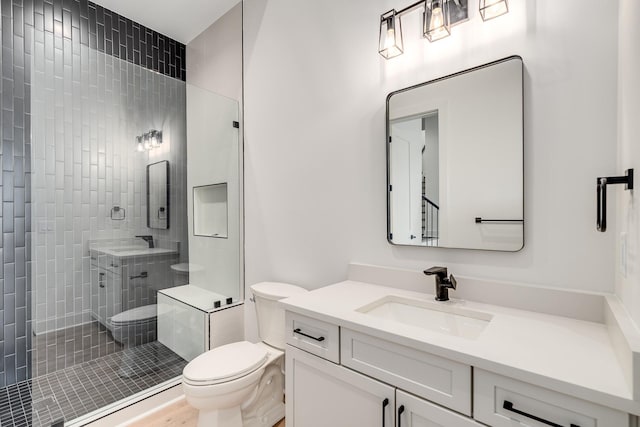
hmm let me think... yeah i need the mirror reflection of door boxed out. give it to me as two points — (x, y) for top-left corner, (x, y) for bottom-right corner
(390, 111), (439, 246)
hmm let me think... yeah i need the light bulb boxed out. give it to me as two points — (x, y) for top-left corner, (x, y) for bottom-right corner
(430, 5), (443, 29)
(143, 135), (151, 150)
(136, 142), (144, 152)
(385, 26), (396, 50)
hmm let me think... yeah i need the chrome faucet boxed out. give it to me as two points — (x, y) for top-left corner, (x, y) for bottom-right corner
(424, 266), (457, 301)
(135, 235), (154, 248)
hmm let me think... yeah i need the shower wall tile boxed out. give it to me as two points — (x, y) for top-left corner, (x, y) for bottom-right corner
(1, 0), (187, 388)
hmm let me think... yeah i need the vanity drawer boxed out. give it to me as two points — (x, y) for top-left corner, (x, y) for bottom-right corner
(474, 369), (628, 427)
(285, 312), (340, 363)
(341, 328), (472, 415)
(90, 254), (122, 274)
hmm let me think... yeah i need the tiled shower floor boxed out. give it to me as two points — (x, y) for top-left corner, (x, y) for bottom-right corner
(0, 341), (187, 427)
(32, 322), (124, 378)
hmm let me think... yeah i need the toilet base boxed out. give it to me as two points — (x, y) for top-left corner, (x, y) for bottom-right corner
(242, 360), (285, 427)
(198, 406), (243, 427)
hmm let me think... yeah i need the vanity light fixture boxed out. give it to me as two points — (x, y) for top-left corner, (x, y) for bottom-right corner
(135, 130), (163, 152)
(379, 0), (507, 59)
(424, 0), (451, 42)
(378, 10), (404, 59)
(479, 0), (508, 21)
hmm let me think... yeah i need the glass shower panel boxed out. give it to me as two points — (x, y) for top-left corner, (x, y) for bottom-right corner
(186, 84), (242, 303)
(28, 36), (189, 424)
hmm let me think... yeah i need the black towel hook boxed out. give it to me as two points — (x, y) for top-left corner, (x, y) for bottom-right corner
(597, 168), (633, 232)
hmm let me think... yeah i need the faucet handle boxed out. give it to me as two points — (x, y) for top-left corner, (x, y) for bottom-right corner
(448, 274), (457, 290)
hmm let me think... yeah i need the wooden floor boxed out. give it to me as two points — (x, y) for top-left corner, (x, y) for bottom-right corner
(129, 399), (285, 426)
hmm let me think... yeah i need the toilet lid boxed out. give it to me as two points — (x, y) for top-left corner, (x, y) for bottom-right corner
(110, 304), (157, 325)
(183, 341), (268, 385)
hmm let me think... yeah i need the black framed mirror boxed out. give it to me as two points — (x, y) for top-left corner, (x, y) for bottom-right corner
(147, 160), (170, 229)
(386, 56), (524, 251)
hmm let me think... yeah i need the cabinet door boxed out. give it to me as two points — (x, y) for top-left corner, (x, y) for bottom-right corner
(286, 345), (394, 427)
(91, 267), (122, 327)
(396, 390), (482, 427)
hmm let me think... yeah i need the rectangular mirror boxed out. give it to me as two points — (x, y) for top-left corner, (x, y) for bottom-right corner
(387, 56), (523, 251)
(147, 160), (170, 229)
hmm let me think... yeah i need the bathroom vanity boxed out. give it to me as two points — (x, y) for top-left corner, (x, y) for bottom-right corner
(89, 242), (179, 328)
(282, 267), (640, 427)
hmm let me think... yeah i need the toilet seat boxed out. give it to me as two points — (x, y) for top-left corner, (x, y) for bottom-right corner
(110, 304), (157, 326)
(183, 341), (268, 386)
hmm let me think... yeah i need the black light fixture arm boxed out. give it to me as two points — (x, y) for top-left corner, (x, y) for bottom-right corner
(392, 0), (465, 21)
(596, 168), (633, 232)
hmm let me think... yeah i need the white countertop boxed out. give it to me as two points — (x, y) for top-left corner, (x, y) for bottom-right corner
(90, 246), (179, 258)
(281, 280), (640, 415)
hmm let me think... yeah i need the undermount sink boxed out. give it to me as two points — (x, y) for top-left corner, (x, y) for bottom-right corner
(356, 295), (492, 339)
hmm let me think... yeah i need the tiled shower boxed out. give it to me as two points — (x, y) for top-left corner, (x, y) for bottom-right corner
(0, 0), (191, 425)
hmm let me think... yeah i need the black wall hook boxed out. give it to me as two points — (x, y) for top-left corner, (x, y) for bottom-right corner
(597, 168), (633, 232)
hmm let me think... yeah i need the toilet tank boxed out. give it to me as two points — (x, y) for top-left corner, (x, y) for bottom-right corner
(250, 282), (308, 350)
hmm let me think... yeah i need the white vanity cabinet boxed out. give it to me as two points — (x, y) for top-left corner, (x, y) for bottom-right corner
(286, 345), (483, 427)
(285, 312), (481, 427)
(284, 309), (631, 427)
(89, 250), (179, 328)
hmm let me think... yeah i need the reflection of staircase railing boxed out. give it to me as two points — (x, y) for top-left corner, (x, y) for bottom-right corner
(422, 195), (439, 242)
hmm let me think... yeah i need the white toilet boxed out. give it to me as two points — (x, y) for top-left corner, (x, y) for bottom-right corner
(182, 282), (308, 427)
(109, 304), (158, 346)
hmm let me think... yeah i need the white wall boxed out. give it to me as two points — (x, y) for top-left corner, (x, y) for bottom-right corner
(187, 3), (243, 101)
(616, 0), (640, 329)
(243, 0), (619, 339)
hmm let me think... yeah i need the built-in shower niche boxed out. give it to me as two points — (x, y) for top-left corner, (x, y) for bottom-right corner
(194, 183), (228, 238)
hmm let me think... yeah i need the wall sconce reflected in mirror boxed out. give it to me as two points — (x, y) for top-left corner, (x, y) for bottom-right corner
(135, 129), (163, 152)
(479, 0), (509, 21)
(424, 0), (451, 42)
(379, 10), (404, 59)
(379, 0), (507, 59)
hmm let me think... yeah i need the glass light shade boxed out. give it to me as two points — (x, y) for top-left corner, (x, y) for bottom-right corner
(150, 130), (162, 147)
(479, 0), (508, 21)
(143, 133), (151, 150)
(379, 10), (403, 59)
(136, 136), (144, 152)
(424, 0), (451, 42)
